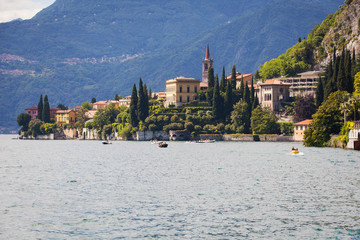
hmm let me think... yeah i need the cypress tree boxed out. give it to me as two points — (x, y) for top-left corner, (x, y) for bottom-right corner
(250, 76), (255, 105)
(239, 76), (245, 100)
(346, 50), (353, 93)
(220, 65), (226, 92)
(143, 83), (149, 119)
(224, 79), (233, 120)
(212, 78), (223, 121)
(243, 83), (251, 133)
(231, 65), (237, 90)
(206, 67), (215, 106)
(137, 78), (147, 122)
(324, 58), (334, 99)
(130, 84), (138, 127)
(315, 76), (324, 107)
(337, 50), (346, 91)
(91, 97), (96, 103)
(252, 93), (260, 110)
(352, 49), (357, 77)
(37, 94), (43, 121)
(42, 95), (50, 123)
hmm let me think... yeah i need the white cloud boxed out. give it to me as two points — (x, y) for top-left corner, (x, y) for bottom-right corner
(0, 0), (55, 23)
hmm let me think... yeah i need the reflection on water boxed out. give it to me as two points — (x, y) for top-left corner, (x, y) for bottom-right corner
(0, 135), (359, 239)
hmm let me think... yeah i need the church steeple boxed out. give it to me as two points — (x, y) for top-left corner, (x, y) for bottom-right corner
(202, 44), (213, 83)
(205, 43), (210, 60)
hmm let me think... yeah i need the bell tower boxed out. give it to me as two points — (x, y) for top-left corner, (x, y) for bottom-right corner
(202, 43), (213, 83)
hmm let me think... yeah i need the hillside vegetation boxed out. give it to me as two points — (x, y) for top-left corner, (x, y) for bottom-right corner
(259, 0), (360, 79)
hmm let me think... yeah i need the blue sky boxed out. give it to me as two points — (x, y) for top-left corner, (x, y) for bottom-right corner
(0, 0), (55, 23)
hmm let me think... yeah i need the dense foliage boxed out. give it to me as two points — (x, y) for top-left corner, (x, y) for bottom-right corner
(304, 91), (350, 147)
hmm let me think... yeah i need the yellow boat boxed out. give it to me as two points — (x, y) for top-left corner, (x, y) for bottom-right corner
(290, 150), (299, 154)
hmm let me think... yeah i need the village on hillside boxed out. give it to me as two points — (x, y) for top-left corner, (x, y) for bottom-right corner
(19, 44), (360, 149)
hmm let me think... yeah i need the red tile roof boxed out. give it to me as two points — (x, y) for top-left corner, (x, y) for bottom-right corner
(294, 119), (312, 125)
(261, 79), (291, 86)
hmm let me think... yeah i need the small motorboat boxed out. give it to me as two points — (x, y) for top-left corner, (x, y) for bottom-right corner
(158, 142), (168, 148)
(197, 139), (216, 143)
(290, 149), (299, 154)
(102, 141), (112, 145)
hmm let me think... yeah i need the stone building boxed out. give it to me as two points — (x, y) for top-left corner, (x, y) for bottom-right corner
(259, 79), (291, 111)
(276, 71), (322, 97)
(165, 76), (200, 107)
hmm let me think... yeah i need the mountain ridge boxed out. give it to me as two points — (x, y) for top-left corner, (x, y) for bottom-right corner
(0, 0), (343, 130)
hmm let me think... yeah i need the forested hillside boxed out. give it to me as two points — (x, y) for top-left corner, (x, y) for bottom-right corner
(258, 0), (360, 79)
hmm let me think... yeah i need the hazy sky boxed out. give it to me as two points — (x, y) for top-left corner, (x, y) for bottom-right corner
(0, 0), (55, 23)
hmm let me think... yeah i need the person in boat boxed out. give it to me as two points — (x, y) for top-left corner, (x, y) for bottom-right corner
(291, 146), (298, 151)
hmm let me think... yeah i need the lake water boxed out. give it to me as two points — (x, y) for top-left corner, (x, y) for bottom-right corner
(0, 134), (359, 239)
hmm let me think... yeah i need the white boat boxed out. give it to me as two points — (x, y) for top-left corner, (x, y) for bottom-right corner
(197, 139), (216, 143)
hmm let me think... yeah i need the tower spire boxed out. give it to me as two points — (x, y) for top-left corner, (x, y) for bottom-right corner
(205, 43), (210, 60)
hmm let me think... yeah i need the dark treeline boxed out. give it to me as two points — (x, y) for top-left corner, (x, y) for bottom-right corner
(207, 65), (259, 134)
(316, 48), (360, 107)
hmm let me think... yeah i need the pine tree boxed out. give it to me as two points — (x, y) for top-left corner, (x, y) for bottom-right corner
(37, 94), (43, 121)
(206, 67), (215, 106)
(315, 76), (324, 107)
(212, 78), (223, 121)
(220, 65), (227, 92)
(42, 95), (50, 123)
(137, 78), (147, 122)
(130, 84), (138, 127)
(224, 79), (233, 120)
(115, 94), (119, 101)
(230, 65), (237, 90)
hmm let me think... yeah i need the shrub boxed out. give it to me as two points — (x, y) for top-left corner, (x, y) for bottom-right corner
(194, 125), (202, 132)
(163, 123), (184, 131)
(185, 122), (194, 132)
(148, 124), (158, 131)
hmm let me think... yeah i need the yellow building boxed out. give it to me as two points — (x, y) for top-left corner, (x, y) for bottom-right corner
(165, 76), (200, 107)
(293, 119), (312, 141)
(55, 109), (76, 124)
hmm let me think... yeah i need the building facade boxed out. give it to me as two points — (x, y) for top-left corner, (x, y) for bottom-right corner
(293, 119), (312, 141)
(259, 79), (291, 111)
(226, 72), (253, 89)
(165, 76), (200, 107)
(277, 71), (322, 97)
(25, 106), (59, 119)
(54, 109), (76, 125)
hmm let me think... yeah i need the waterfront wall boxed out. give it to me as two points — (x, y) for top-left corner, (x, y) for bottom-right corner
(136, 131), (169, 141)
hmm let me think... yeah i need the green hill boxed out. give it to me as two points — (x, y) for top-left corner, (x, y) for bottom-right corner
(258, 0), (360, 79)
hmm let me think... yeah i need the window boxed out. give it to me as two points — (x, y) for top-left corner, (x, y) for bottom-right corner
(179, 96), (182, 102)
(204, 63), (208, 70)
(187, 96), (190, 102)
(179, 86), (182, 93)
(195, 87), (197, 93)
(187, 86), (190, 93)
(264, 94), (272, 101)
